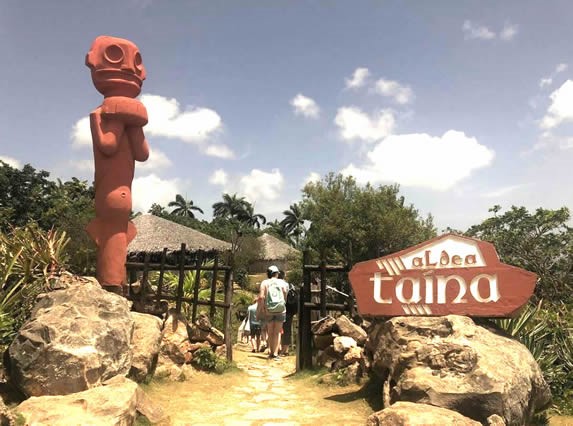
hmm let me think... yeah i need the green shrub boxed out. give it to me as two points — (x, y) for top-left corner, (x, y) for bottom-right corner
(191, 347), (235, 374)
(494, 301), (573, 415)
(0, 225), (69, 351)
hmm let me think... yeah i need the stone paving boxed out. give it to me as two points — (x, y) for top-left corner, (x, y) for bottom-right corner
(148, 345), (371, 425)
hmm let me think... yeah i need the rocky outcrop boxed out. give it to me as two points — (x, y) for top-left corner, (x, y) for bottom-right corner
(312, 315), (369, 384)
(129, 312), (162, 383)
(367, 315), (551, 425)
(7, 276), (133, 396)
(156, 311), (226, 380)
(366, 401), (481, 426)
(188, 313), (225, 346)
(159, 312), (191, 365)
(15, 376), (168, 426)
(335, 315), (367, 345)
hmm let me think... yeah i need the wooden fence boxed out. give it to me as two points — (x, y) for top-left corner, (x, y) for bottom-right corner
(126, 243), (234, 361)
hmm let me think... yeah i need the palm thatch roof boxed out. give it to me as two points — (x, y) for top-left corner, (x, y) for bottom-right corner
(128, 214), (231, 255)
(257, 233), (300, 260)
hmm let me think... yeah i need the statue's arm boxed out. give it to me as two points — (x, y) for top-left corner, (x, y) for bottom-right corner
(90, 108), (124, 156)
(126, 126), (150, 162)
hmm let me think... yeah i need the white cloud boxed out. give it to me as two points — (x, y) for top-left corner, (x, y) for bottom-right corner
(341, 130), (494, 191)
(539, 78), (553, 89)
(345, 67), (370, 89)
(70, 159), (94, 172)
(290, 94), (320, 119)
(334, 107), (395, 143)
(137, 148), (172, 171)
(0, 155), (21, 168)
(540, 80), (573, 129)
(539, 63), (568, 89)
(209, 169), (228, 185)
(132, 174), (181, 213)
(373, 78), (414, 104)
(462, 20), (496, 40)
(481, 184), (524, 198)
(203, 144), (234, 159)
(499, 22), (518, 41)
(141, 94), (222, 143)
(71, 117), (92, 148)
(303, 172), (321, 187)
(239, 169), (284, 203)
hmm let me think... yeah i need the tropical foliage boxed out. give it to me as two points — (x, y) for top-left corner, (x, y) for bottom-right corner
(0, 225), (69, 348)
(466, 205), (573, 305)
(168, 194), (204, 219)
(300, 173), (436, 262)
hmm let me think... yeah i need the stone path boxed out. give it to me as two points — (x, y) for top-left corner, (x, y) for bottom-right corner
(147, 344), (372, 425)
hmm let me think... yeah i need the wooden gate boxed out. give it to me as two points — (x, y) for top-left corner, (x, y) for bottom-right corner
(126, 243), (234, 361)
(296, 250), (355, 371)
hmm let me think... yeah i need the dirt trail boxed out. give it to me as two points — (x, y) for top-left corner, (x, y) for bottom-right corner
(145, 343), (375, 425)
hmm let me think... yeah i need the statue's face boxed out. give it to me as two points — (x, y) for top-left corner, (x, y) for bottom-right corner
(86, 35), (146, 98)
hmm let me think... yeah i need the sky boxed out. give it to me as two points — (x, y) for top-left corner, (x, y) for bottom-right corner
(1, 1), (572, 232)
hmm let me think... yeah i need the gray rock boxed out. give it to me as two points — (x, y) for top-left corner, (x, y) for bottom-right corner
(333, 336), (357, 354)
(313, 333), (335, 350)
(335, 315), (367, 345)
(367, 315), (551, 425)
(188, 325), (224, 346)
(195, 312), (212, 331)
(8, 277), (133, 396)
(487, 414), (506, 425)
(0, 398), (16, 426)
(129, 312), (162, 383)
(311, 316), (336, 335)
(341, 346), (363, 367)
(366, 401), (481, 426)
(15, 375), (138, 425)
(160, 313), (191, 365)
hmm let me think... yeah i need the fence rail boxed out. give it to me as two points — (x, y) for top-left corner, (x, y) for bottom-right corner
(126, 243), (234, 361)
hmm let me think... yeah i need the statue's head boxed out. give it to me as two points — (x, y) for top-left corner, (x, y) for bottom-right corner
(86, 35), (146, 98)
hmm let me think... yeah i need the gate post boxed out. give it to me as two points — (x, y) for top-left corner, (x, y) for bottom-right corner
(223, 268), (233, 361)
(297, 250), (313, 371)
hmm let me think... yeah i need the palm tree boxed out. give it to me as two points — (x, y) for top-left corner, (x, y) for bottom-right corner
(280, 203), (306, 248)
(240, 203), (266, 229)
(168, 194), (204, 218)
(212, 193), (249, 219)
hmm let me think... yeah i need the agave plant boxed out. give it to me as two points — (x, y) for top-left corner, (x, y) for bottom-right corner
(0, 225), (69, 347)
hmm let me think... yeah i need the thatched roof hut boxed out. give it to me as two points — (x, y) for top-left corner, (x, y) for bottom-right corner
(249, 233), (300, 273)
(127, 214), (231, 261)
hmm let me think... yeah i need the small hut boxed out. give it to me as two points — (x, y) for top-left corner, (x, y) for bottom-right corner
(248, 233), (300, 274)
(127, 214), (231, 262)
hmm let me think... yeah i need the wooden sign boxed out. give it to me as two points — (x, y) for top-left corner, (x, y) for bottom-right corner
(348, 234), (537, 318)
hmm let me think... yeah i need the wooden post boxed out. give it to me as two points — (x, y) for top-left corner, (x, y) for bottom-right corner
(175, 243), (186, 315)
(192, 251), (204, 322)
(155, 248), (168, 310)
(223, 268), (233, 361)
(320, 259), (327, 318)
(209, 255), (219, 322)
(298, 250), (313, 371)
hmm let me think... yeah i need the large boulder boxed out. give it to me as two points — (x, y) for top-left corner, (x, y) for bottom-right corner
(367, 315), (551, 425)
(335, 315), (367, 345)
(367, 401), (481, 426)
(15, 375), (168, 425)
(129, 312), (162, 383)
(159, 312), (191, 365)
(7, 277), (134, 396)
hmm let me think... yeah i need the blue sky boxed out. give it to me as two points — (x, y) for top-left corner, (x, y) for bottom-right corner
(1, 1), (572, 231)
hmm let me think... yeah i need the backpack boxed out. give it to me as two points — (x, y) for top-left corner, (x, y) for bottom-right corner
(265, 279), (286, 313)
(286, 284), (298, 309)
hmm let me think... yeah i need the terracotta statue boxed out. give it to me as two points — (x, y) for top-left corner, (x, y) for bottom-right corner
(85, 35), (149, 294)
